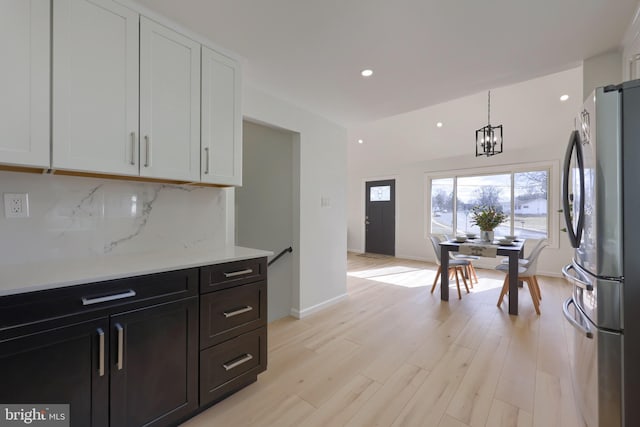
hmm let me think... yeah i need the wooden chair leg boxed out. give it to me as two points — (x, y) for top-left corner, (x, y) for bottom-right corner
(531, 276), (542, 301)
(431, 265), (441, 294)
(453, 267), (462, 299)
(525, 277), (541, 315)
(465, 265), (474, 288)
(471, 263), (479, 284)
(459, 267), (470, 294)
(497, 275), (509, 307)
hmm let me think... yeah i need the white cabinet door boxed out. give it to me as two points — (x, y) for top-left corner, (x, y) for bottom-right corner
(0, 0), (50, 168)
(53, 0), (139, 175)
(140, 17), (201, 181)
(201, 46), (242, 186)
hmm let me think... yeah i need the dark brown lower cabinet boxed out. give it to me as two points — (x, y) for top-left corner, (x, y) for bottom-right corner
(0, 258), (268, 426)
(0, 318), (110, 427)
(110, 298), (198, 427)
(0, 297), (198, 427)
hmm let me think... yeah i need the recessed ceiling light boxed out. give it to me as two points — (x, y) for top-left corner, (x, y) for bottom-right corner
(358, 139), (364, 144)
(436, 122), (443, 128)
(361, 69), (373, 77)
(560, 94), (569, 101)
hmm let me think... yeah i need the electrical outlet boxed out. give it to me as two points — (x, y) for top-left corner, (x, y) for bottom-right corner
(4, 193), (29, 218)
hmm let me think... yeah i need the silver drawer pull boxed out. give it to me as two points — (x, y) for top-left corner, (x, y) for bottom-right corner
(223, 306), (253, 318)
(97, 328), (105, 377)
(82, 290), (136, 306)
(223, 353), (253, 371)
(223, 268), (253, 278)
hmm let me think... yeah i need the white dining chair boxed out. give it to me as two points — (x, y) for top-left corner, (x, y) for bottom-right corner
(429, 235), (470, 299)
(495, 241), (548, 314)
(500, 238), (546, 266)
(438, 234), (479, 285)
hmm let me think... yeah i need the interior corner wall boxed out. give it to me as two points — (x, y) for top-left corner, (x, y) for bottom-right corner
(583, 50), (623, 99)
(242, 86), (348, 316)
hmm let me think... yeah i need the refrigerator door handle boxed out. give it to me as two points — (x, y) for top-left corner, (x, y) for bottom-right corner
(562, 263), (594, 291)
(562, 130), (585, 248)
(563, 298), (593, 338)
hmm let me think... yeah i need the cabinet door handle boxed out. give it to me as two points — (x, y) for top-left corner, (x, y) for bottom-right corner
(144, 135), (151, 167)
(97, 328), (105, 377)
(223, 353), (253, 371)
(204, 147), (210, 174)
(223, 306), (253, 318)
(223, 268), (253, 278)
(82, 290), (136, 306)
(116, 323), (124, 370)
(130, 132), (136, 165)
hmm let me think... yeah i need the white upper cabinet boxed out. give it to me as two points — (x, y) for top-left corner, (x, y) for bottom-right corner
(201, 47), (242, 186)
(140, 17), (201, 181)
(0, 0), (50, 168)
(53, 0), (140, 175)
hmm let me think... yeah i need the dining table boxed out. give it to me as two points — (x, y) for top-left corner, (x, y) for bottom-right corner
(439, 239), (525, 315)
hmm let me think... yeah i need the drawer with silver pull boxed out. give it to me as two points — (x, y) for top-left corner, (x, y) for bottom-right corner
(200, 258), (267, 293)
(0, 268), (198, 334)
(200, 281), (266, 349)
(199, 326), (267, 406)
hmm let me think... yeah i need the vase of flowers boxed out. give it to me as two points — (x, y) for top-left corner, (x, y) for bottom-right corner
(471, 205), (507, 242)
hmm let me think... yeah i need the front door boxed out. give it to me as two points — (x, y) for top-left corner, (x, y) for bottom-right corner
(365, 179), (395, 255)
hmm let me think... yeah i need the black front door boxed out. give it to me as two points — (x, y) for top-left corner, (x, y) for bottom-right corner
(365, 179), (395, 256)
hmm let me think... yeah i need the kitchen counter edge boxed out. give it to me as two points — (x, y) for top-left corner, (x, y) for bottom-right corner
(0, 246), (273, 297)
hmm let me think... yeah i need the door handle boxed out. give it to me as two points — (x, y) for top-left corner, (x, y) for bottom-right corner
(144, 135), (151, 167)
(130, 132), (136, 165)
(563, 298), (593, 338)
(562, 263), (593, 291)
(116, 323), (124, 370)
(97, 328), (105, 377)
(204, 147), (210, 174)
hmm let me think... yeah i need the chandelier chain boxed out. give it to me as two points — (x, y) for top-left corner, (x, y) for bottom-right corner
(488, 90), (491, 125)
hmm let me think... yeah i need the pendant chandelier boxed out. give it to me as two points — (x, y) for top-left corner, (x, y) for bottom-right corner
(475, 90), (503, 157)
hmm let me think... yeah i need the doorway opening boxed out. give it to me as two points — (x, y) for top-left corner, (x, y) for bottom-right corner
(235, 120), (300, 322)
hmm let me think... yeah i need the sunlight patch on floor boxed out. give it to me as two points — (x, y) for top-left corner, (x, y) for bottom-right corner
(348, 265), (508, 291)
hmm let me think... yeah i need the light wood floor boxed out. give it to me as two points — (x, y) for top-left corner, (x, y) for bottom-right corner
(182, 253), (585, 427)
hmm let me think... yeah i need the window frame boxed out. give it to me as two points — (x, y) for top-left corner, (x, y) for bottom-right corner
(425, 161), (559, 248)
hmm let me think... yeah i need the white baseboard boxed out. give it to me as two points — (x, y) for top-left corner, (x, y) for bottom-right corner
(290, 293), (349, 319)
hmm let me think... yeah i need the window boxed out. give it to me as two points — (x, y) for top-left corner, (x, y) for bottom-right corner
(429, 169), (549, 240)
(369, 185), (391, 201)
(430, 178), (454, 234)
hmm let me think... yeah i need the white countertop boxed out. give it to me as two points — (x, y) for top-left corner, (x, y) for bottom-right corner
(0, 245), (273, 297)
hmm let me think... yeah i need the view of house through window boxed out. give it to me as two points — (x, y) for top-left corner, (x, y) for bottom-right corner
(430, 169), (549, 239)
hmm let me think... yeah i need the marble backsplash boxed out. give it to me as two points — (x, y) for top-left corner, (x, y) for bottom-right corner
(0, 171), (229, 265)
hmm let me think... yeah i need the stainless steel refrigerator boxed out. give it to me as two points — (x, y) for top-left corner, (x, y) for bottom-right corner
(562, 79), (640, 427)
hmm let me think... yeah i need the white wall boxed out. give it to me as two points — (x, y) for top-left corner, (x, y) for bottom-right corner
(622, 1), (640, 81)
(242, 86), (348, 317)
(0, 171), (229, 265)
(583, 50), (622, 99)
(236, 121), (295, 321)
(347, 67), (583, 277)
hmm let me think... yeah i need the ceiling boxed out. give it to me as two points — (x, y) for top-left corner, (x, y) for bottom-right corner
(134, 0), (639, 126)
